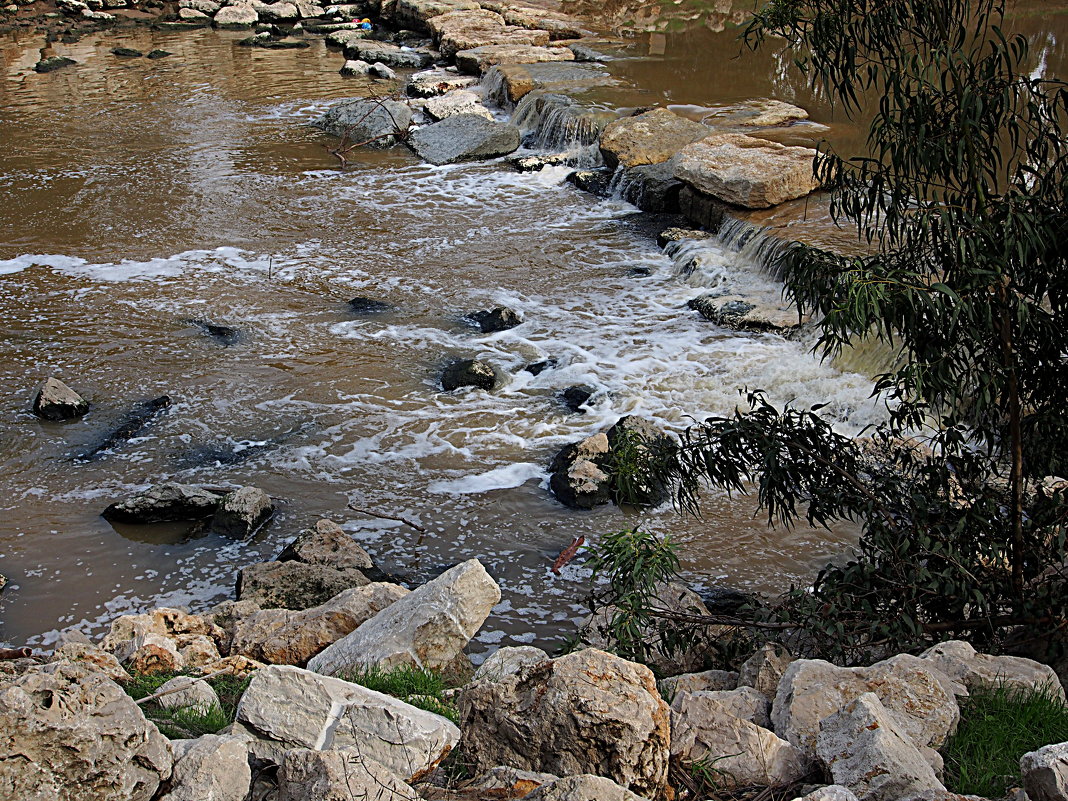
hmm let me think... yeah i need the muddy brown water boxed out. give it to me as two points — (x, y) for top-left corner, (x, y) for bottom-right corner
(0, 4), (1064, 655)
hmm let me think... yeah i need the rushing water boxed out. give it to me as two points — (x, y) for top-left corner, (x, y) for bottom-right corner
(0, 5), (1062, 655)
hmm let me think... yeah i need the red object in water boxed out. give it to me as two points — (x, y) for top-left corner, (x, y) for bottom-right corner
(551, 536), (584, 575)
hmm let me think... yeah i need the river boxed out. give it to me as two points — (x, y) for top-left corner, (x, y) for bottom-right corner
(0, 0), (1064, 656)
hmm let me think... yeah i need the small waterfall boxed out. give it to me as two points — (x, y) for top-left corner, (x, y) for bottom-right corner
(662, 217), (793, 287)
(509, 92), (607, 167)
(711, 216), (793, 279)
(482, 66), (509, 108)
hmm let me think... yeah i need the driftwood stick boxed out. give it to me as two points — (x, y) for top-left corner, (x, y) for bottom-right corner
(134, 666), (233, 706)
(551, 536), (584, 575)
(347, 503), (427, 534)
(0, 647), (32, 660)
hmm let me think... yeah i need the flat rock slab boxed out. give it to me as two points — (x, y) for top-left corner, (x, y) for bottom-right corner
(393, 0), (479, 32)
(455, 43), (574, 75)
(342, 39), (434, 68)
(487, 61), (617, 104)
(689, 293), (806, 334)
(674, 133), (820, 209)
(599, 107), (708, 169)
(408, 113), (520, 164)
(407, 67), (480, 96)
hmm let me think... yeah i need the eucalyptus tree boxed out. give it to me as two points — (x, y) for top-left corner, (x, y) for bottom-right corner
(658, 0), (1068, 659)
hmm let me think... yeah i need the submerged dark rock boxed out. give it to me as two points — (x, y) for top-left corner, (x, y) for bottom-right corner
(102, 482), (223, 524)
(74, 395), (171, 461)
(182, 318), (240, 346)
(238, 35), (311, 48)
(523, 358), (557, 376)
(146, 50), (172, 59)
(348, 296), (393, 314)
(111, 47), (143, 57)
(34, 56), (77, 73)
(467, 306), (521, 333)
(33, 377), (89, 421)
(559, 384), (595, 413)
(566, 167), (613, 196)
(442, 359), (497, 392)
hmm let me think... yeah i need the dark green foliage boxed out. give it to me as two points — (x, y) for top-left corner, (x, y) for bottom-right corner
(650, 0), (1068, 660)
(122, 670), (251, 740)
(338, 665), (459, 724)
(944, 683), (1068, 797)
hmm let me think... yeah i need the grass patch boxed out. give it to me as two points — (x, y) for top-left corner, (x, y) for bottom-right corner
(339, 665), (459, 724)
(121, 670), (251, 740)
(944, 682), (1068, 798)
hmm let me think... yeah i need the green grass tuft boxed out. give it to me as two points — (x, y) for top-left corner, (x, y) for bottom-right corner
(943, 681), (1068, 798)
(339, 665), (459, 724)
(121, 670), (251, 740)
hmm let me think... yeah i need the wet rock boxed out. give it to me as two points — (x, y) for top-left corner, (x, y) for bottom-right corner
(325, 27), (373, 47)
(472, 645), (549, 682)
(524, 775), (649, 801)
(617, 161), (684, 213)
(559, 384), (594, 413)
(566, 167), (613, 196)
(339, 58), (370, 75)
(510, 153), (568, 172)
(424, 88), (493, 120)
(231, 583), (408, 665)
(342, 38), (433, 68)
(102, 482), (223, 524)
(735, 98), (810, 127)
(738, 642), (794, 698)
(772, 655), (961, 760)
(308, 558), (500, 674)
(212, 485), (274, 538)
(409, 113), (521, 165)
(459, 648), (670, 798)
(369, 61), (397, 79)
(441, 358), (497, 391)
(568, 42), (609, 62)
(487, 61), (616, 105)
(278, 518), (374, 571)
(76, 394), (171, 461)
(516, 92), (613, 151)
(467, 766), (559, 796)
(0, 662), (172, 801)
(455, 42), (572, 75)
(147, 49), (172, 58)
(238, 560), (369, 610)
(604, 416), (674, 507)
(674, 133), (820, 209)
(393, 0), (479, 33)
(32, 376), (89, 421)
(467, 305), (521, 333)
(161, 734), (251, 801)
(111, 46), (143, 56)
(156, 675), (221, 714)
(348, 295), (393, 313)
(671, 689), (806, 789)
(34, 55), (77, 72)
(312, 98), (413, 145)
(407, 67), (479, 97)
(657, 227), (712, 248)
(816, 693), (945, 801)
(214, 3), (258, 26)
(659, 668), (738, 699)
(236, 664), (459, 781)
(238, 34), (311, 47)
(548, 432), (611, 509)
(599, 108), (708, 169)
(182, 317), (240, 345)
(523, 358), (557, 375)
(689, 292), (805, 334)
(1021, 741), (1068, 801)
(277, 748), (420, 801)
(679, 184), (729, 231)
(920, 639), (1066, 701)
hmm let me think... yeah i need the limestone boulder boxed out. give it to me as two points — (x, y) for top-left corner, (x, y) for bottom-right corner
(342, 39), (434, 69)
(33, 377), (89, 421)
(738, 642), (795, 698)
(102, 482), (223, 524)
(815, 693), (945, 801)
(312, 98), (413, 146)
(599, 108), (708, 169)
(523, 775), (651, 801)
(49, 641), (130, 683)
(486, 62), (616, 105)
(340, 58), (372, 76)
(659, 668), (738, 699)
(671, 689), (806, 788)
(472, 645), (549, 682)
(791, 788), (860, 801)
(424, 89), (494, 121)
(277, 518), (374, 571)
(213, 3), (257, 27)
(278, 748), (421, 801)
(1021, 741), (1068, 801)
(671, 686), (771, 728)
(156, 675), (221, 714)
(407, 68), (480, 97)
(126, 634), (185, 674)
(439, 22), (550, 61)
(236, 665), (459, 781)
(237, 559), (369, 610)
(466, 766), (559, 796)
(100, 606), (222, 664)
(0, 662), (172, 801)
(308, 558), (500, 674)
(771, 655), (960, 758)
(458, 648), (670, 798)
(455, 43), (573, 75)
(178, 6), (210, 20)
(920, 640), (1066, 701)
(212, 486), (273, 537)
(231, 583), (409, 664)
(408, 113), (521, 165)
(674, 133), (820, 209)
(258, 0), (297, 18)
(160, 734), (251, 801)
(393, 0), (479, 32)
(736, 98), (809, 127)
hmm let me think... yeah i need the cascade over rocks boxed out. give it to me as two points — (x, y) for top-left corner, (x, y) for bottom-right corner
(408, 113), (521, 165)
(313, 98), (413, 145)
(307, 558), (500, 674)
(0, 662), (172, 801)
(689, 292), (807, 335)
(33, 376), (89, 420)
(235, 665), (459, 781)
(458, 648), (670, 798)
(487, 61), (616, 105)
(599, 108), (708, 169)
(237, 559), (370, 610)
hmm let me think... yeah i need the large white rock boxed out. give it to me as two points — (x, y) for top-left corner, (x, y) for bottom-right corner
(771, 655), (960, 758)
(1021, 741), (1068, 801)
(277, 748), (421, 801)
(424, 89), (494, 121)
(458, 648), (670, 798)
(815, 693), (945, 801)
(920, 640), (1066, 701)
(738, 642), (795, 698)
(673, 133), (820, 208)
(156, 675), (221, 715)
(308, 558), (500, 675)
(0, 662), (172, 801)
(670, 690), (806, 788)
(790, 787), (860, 801)
(671, 686), (771, 728)
(161, 734), (251, 801)
(472, 645), (549, 682)
(235, 665), (459, 782)
(100, 607), (222, 664)
(213, 2), (257, 26)
(522, 774), (651, 801)
(659, 668), (738, 699)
